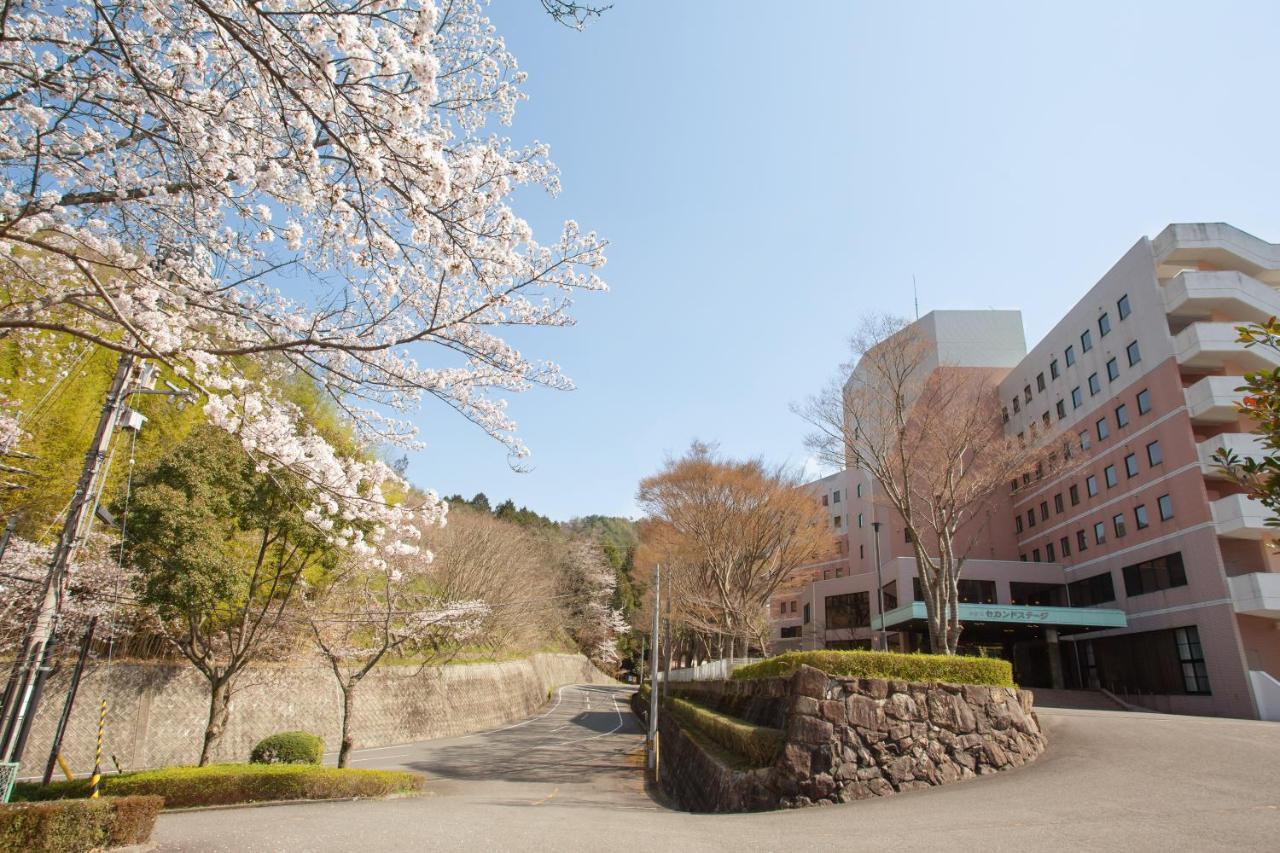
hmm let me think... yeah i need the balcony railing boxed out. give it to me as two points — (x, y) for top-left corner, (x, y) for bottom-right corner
(1198, 433), (1266, 477)
(1163, 270), (1280, 326)
(1175, 322), (1280, 373)
(1211, 493), (1272, 539)
(1184, 375), (1246, 423)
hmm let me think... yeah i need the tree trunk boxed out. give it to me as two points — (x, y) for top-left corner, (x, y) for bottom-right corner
(337, 681), (358, 768)
(199, 678), (232, 766)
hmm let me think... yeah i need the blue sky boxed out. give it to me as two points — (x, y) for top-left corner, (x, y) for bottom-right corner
(402, 0), (1280, 521)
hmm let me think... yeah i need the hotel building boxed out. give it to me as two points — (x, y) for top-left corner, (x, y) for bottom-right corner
(771, 223), (1280, 720)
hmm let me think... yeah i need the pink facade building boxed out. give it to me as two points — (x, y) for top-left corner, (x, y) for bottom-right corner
(771, 223), (1280, 720)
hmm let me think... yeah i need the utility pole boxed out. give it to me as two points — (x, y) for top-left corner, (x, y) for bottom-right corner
(872, 521), (887, 651)
(0, 353), (137, 764)
(646, 563), (661, 777)
(661, 563), (671, 700)
(42, 617), (96, 784)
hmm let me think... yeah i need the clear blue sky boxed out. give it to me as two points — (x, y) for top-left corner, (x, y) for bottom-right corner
(401, 0), (1280, 522)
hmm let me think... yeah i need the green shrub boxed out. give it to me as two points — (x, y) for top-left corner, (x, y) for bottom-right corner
(0, 795), (162, 853)
(732, 650), (1015, 687)
(12, 764), (425, 810)
(250, 730), (325, 765)
(666, 696), (783, 769)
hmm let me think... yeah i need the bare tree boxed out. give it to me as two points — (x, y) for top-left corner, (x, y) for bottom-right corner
(636, 443), (830, 657)
(797, 315), (1072, 655)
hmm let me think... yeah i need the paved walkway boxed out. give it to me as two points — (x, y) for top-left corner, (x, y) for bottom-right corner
(154, 684), (1280, 853)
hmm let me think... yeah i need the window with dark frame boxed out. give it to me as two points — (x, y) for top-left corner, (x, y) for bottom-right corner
(1125, 453), (1138, 478)
(1137, 388), (1151, 414)
(1147, 440), (1162, 466)
(1122, 552), (1187, 596)
(1040, 501), (1049, 521)
(1072, 386), (1083, 408)
(1175, 627), (1211, 694)
(1027, 509), (1036, 528)
(1093, 521), (1105, 544)
(1104, 465), (1117, 488)
(1086, 475), (1098, 497)
(1037, 373), (1046, 392)
(1045, 541), (1056, 562)
(1106, 358), (1119, 382)
(1099, 313), (1111, 337)
(1081, 329), (1093, 352)
(1032, 547), (1041, 562)
(1096, 417), (1109, 441)
(1065, 344), (1076, 366)
(1013, 396), (1021, 414)
(1135, 504), (1149, 529)
(1113, 513), (1126, 538)
(1054, 493), (1064, 513)
(1059, 535), (1071, 558)
(1117, 294), (1131, 320)
(1015, 515), (1023, 534)
(1056, 400), (1066, 419)
(1077, 529), (1088, 551)
(1127, 340), (1142, 367)
(1158, 494), (1174, 520)
(1070, 484), (1080, 505)
(1024, 384), (1032, 404)
(1089, 373), (1101, 395)
(1115, 403), (1129, 428)
(825, 591), (871, 629)
(1050, 359), (1060, 379)
(1068, 570), (1115, 607)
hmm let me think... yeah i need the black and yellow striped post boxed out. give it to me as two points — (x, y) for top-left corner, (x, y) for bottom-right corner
(89, 699), (106, 799)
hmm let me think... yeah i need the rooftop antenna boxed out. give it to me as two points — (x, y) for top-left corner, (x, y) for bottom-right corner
(913, 274), (920, 320)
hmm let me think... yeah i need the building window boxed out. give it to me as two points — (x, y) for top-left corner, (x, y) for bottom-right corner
(833, 516), (842, 528)
(1056, 400), (1066, 420)
(780, 625), (802, 639)
(904, 528), (912, 543)
(1001, 406), (1009, 424)
(1113, 513), (1127, 538)
(1076, 529), (1088, 551)
(1106, 357), (1119, 382)
(825, 592), (871, 629)
(1099, 313), (1111, 338)
(1024, 384), (1033, 404)
(833, 490), (841, 503)
(1124, 453), (1138, 478)
(1045, 541), (1056, 562)
(1081, 329), (1093, 352)
(857, 513), (863, 528)
(1147, 440), (1162, 466)
(1096, 417), (1109, 441)
(1050, 359), (1060, 380)
(1126, 340), (1142, 367)
(1054, 493), (1064, 513)
(1115, 403), (1129, 429)
(1117, 294), (1131, 320)
(1065, 344), (1076, 366)
(1135, 504), (1149, 529)
(822, 494), (829, 506)
(1079, 430), (1090, 451)
(1069, 386), (1082, 409)
(1042, 411), (1051, 428)
(1175, 626), (1211, 694)
(1122, 552), (1187, 596)
(958, 579), (998, 604)
(1158, 494), (1174, 520)
(1069, 484), (1080, 505)
(1037, 373), (1046, 392)
(1068, 571), (1115, 606)
(791, 600), (798, 613)
(1089, 373), (1101, 396)
(1040, 501), (1049, 522)
(1104, 465), (1117, 488)
(1086, 475), (1098, 497)
(1013, 396), (1021, 414)
(859, 544), (864, 559)
(1032, 548), (1041, 562)
(1027, 509), (1036, 528)
(1093, 521), (1106, 544)
(803, 602), (811, 624)
(1015, 515), (1024, 534)
(1059, 535), (1071, 558)
(1136, 388), (1151, 414)
(856, 483), (863, 497)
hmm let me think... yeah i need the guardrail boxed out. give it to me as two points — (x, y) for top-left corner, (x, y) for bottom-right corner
(658, 658), (763, 683)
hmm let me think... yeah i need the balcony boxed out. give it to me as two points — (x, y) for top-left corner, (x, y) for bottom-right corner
(1198, 433), (1266, 478)
(1174, 322), (1280, 373)
(1228, 572), (1280, 619)
(1184, 375), (1246, 423)
(1211, 493), (1272, 540)
(1163, 270), (1280, 329)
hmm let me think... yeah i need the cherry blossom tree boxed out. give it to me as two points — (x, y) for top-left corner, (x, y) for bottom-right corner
(558, 540), (628, 668)
(0, 0), (606, 544)
(304, 538), (486, 768)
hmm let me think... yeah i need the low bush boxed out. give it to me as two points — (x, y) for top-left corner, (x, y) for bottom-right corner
(12, 764), (425, 809)
(665, 696), (783, 769)
(732, 650), (1014, 687)
(0, 795), (162, 853)
(250, 730), (325, 765)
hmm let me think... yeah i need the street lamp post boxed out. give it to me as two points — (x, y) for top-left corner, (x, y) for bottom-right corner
(871, 521), (887, 651)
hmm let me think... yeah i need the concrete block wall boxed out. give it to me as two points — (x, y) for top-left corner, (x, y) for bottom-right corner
(16, 653), (611, 777)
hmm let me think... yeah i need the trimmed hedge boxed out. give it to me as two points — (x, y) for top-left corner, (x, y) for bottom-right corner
(250, 730), (324, 765)
(0, 795), (162, 853)
(665, 696), (783, 769)
(12, 763), (425, 809)
(732, 650), (1015, 687)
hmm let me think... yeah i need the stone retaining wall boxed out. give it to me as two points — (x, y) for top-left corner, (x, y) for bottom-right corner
(659, 665), (1045, 811)
(16, 653), (611, 776)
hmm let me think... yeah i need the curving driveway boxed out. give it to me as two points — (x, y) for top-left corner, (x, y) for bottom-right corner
(153, 684), (1280, 852)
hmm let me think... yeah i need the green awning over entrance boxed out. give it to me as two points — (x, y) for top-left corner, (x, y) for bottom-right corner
(872, 601), (1127, 631)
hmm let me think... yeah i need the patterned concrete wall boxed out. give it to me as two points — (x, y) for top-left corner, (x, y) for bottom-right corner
(17, 653), (611, 776)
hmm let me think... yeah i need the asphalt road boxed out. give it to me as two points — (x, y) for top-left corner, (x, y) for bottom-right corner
(153, 684), (1280, 853)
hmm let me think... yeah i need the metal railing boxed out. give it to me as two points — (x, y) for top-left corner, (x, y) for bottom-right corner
(658, 657), (763, 683)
